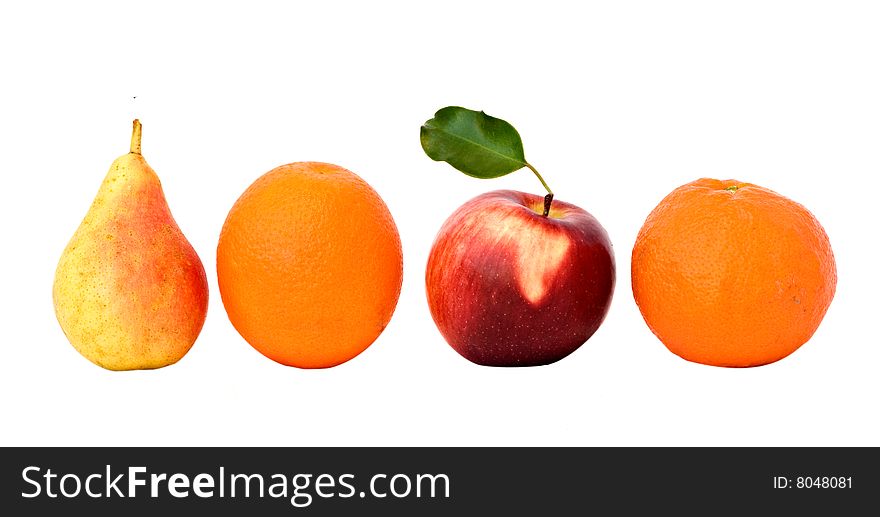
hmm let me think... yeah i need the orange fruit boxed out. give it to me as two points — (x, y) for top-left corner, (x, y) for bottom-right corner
(217, 162), (403, 368)
(631, 178), (836, 367)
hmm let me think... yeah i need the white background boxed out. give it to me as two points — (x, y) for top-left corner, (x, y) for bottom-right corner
(1, 1), (877, 446)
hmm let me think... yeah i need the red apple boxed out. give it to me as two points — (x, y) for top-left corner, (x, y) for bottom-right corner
(426, 190), (616, 366)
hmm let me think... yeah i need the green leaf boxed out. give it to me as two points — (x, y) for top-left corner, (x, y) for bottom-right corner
(420, 106), (527, 179)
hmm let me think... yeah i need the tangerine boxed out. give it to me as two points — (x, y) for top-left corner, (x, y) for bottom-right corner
(631, 178), (836, 367)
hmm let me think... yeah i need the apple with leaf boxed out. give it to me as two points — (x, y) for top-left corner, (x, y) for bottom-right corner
(421, 107), (616, 366)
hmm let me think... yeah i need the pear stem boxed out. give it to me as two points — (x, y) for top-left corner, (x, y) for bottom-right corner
(130, 119), (142, 155)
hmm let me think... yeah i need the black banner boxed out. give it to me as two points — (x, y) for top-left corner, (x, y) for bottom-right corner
(2, 447), (875, 514)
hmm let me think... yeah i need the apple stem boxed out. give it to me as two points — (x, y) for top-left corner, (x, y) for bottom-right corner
(525, 162), (554, 216)
(543, 193), (554, 217)
(130, 119), (142, 155)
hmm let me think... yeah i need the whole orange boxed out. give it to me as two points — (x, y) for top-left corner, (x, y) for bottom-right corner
(217, 162), (403, 368)
(631, 179), (836, 367)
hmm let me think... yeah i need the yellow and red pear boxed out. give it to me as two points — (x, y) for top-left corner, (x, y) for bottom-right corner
(53, 120), (208, 370)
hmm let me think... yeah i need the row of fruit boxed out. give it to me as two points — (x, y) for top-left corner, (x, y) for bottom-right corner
(52, 108), (836, 371)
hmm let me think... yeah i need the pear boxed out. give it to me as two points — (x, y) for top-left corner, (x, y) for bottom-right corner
(53, 120), (208, 370)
